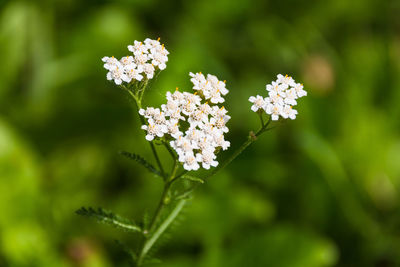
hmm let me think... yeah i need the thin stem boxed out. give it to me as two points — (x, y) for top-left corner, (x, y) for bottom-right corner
(122, 85), (166, 178)
(136, 163), (180, 266)
(147, 182), (171, 234)
(206, 116), (272, 179)
(258, 111), (264, 126)
(136, 199), (186, 266)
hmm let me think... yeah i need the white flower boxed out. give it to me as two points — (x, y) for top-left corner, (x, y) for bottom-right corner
(120, 56), (134, 66)
(171, 136), (199, 158)
(142, 63), (155, 79)
(284, 88), (297, 106)
(189, 72), (206, 89)
(103, 38), (168, 85)
(166, 90), (185, 103)
(150, 52), (168, 70)
(188, 110), (208, 127)
(277, 74), (295, 87)
(183, 92), (202, 106)
(106, 63), (129, 85)
(139, 107), (157, 118)
(196, 150), (218, 169)
(213, 133), (230, 150)
(281, 105), (298, 120)
(144, 38), (160, 50)
(124, 64), (143, 82)
(249, 95), (266, 112)
(102, 56), (119, 70)
(166, 119), (183, 138)
(141, 120), (167, 141)
(135, 53), (149, 65)
(179, 151), (200, 171)
(210, 115), (230, 133)
(251, 74), (306, 120)
(293, 83), (307, 97)
(140, 73), (230, 171)
(265, 102), (283, 121)
(128, 40), (148, 56)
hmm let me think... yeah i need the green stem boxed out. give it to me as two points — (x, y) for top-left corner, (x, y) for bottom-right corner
(136, 163), (180, 266)
(136, 199), (186, 266)
(123, 85), (166, 178)
(206, 116), (272, 179)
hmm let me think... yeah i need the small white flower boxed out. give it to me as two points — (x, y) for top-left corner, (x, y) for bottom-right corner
(128, 40), (148, 56)
(139, 107), (157, 118)
(135, 53), (149, 65)
(142, 63), (155, 79)
(253, 74), (306, 120)
(166, 90), (185, 103)
(125, 64), (144, 82)
(249, 95), (266, 112)
(106, 63), (129, 85)
(265, 103), (283, 121)
(293, 83), (307, 97)
(141, 120), (166, 141)
(277, 74), (295, 87)
(213, 133), (230, 150)
(183, 92), (202, 106)
(196, 150), (218, 169)
(120, 56), (134, 66)
(281, 105), (298, 120)
(180, 151), (200, 171)
(166, 119), (183, 138)
(102, 56), (119, 70)
(284, 88), (298, 106)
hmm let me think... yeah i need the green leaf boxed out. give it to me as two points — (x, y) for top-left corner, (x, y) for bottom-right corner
(119, 151), (162, 177)
(76, 207), (142, 233)
(181, 175), (204, 184)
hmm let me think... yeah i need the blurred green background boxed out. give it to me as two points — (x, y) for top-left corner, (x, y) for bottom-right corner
(1, 0), (400, 266)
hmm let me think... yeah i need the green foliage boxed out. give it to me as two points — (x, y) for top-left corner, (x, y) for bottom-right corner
(181, 175), (205, 184)
(119, 151), (162, 177)
(0, 0), (399, 266)
(76, 207), (142, 234)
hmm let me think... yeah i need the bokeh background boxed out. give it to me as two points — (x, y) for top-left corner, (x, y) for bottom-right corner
(1, 0), (400, 266)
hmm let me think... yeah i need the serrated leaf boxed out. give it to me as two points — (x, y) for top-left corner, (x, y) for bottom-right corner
(119, 151), (162, 177)
(76, 207), (142, 233)
(182, 175), (204, 183)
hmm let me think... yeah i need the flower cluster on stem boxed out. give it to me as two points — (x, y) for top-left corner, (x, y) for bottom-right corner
(249, 74), (307, 120)
(102, 38), (169, 85)
(140, 73), (231, 171)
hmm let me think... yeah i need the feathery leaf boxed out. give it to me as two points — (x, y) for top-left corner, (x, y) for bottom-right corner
(76, 207), (142, 233)
(119, 151), (162, 177)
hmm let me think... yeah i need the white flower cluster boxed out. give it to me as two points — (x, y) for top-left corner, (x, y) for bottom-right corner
(249, 74), (307, 120)
(140, 73), (230, 171)
(102, 38), (169, 85)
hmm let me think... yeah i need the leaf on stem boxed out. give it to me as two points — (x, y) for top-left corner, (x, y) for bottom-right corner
(76, 207), (142, 233)
(119, 151), (162, 177)
(181, 175), (204, 184)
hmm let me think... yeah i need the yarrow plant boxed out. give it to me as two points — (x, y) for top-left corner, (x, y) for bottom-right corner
(77, 38), (307, 266)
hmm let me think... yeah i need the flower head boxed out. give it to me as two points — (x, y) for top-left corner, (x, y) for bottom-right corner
(249, 74), (306, 120)
(140, 72), (231, 171)
(102, 38), (169, 85)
